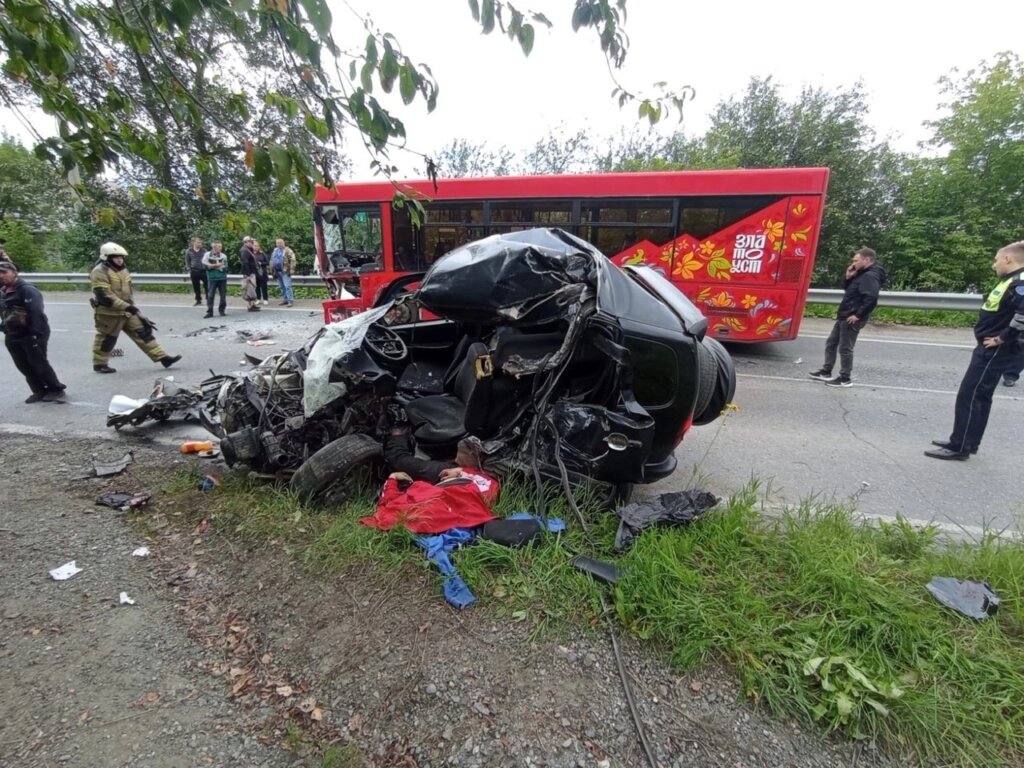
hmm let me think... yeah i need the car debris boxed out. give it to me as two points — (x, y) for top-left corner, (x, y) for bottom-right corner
(184, 325), (227, 337)
(96, 491), (153, 510)
(131, 546), (150, 557)
(106, 376), (228, 430)
(49, 561), (82, 580)
(91, 451), (134, 477)
(119, 591), (136, 605)
(926, 576), (1001, 620)
(108, 228), (737, 507)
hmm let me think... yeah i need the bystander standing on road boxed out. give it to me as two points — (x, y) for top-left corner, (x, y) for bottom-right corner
(184, 236), (208, 307)
(89, 242), (181, 374)
(238, 236), (260, 312)
(253, 240), (270, 305)
(925, 241), (1024, 460)
(0, 260), (67, 403)
(808, 247), (887, 387)
(272, 237), (296, 306)
(202, 241), (228, 318)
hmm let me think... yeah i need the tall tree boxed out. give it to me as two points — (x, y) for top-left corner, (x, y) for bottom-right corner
(0, 135), (67, 228)
(890, 53), (1024, 291)
(0, 0), (688, 203)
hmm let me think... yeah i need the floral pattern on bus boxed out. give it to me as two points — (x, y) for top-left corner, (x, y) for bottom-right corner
(607, 194), (823, 341)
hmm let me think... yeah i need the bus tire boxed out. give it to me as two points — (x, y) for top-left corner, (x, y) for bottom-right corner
(289, 433), (383, 504)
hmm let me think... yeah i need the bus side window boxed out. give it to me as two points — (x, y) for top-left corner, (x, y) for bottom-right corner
(392, 206), (426, 271)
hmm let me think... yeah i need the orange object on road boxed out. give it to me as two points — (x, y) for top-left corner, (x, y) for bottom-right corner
(180, 441), (215, 454)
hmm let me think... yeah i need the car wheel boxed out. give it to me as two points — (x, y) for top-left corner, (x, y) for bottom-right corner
(693, 337), (737, 426)
(289, 433), (382, 504)
(692, 340), (718, 420)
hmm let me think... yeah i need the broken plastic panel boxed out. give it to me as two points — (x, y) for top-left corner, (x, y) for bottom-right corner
(544, 401), (655, 484)
(926, 577), (1001, 620)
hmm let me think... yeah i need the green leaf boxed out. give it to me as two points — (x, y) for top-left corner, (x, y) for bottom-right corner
(517, 24), (534, 56)
(835, 692), (854, 717)
(468, 0), (480, 21)
(864, 698), (890, 716)
(252, 147), (273, 181)
(398, 65), (415, 105)
(481, 0), (495, 33)
(379, 51), (399, 92)
(269, 144), (292, 187)
(298, 0), (332, 36)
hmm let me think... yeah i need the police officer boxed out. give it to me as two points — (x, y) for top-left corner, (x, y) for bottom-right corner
(0, 260), (67, 402)
(90, 242), (181, 373)
(926, 240), (1024, 460)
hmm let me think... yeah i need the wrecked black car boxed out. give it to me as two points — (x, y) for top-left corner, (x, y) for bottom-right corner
(206, 228), (736, 501)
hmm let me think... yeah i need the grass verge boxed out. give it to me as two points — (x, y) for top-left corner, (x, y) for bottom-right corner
(163, 466), (1024, 766)
(804, 303), (976, 328)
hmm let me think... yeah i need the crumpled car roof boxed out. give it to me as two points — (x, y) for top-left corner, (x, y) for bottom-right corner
(416, 228), (602, 325)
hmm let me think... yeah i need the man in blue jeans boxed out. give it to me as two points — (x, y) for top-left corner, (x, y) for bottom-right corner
(272, 238), (296, 306)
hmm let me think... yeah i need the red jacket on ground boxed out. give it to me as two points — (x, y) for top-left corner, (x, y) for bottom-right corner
(360, 470), (499, 534)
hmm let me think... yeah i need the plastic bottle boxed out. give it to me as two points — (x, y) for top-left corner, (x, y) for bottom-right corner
(180, 440), (215, 454)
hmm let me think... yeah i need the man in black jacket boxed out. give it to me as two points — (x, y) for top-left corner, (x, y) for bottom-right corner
(808, 247), (887, 387)
(0, 261), (67, 403)
(184, 236), (208, 306)
(238, 236), (260, 312)
(926, 241), (1024, 460)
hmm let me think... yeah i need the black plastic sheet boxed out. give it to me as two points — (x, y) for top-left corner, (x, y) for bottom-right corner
(614, 490), (719, 550)
(417, 229), (599, 325)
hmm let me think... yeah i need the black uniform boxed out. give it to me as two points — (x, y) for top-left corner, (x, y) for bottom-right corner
(945, 267), (1024, 454)
(0, 278), (66, 398)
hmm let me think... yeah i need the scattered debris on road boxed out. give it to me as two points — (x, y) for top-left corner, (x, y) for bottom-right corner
(49, 560), (82, 580)
(927, 576), (1001, 619)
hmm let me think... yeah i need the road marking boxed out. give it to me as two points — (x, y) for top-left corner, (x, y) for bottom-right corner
(737, 372), (1022, 400)
(800, 333), (973, 350)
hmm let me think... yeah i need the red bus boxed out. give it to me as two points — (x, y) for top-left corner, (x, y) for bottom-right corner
(313, 168), (829, 341)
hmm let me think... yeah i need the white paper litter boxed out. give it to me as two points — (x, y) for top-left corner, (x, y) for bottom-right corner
(119, 592), (136, 605)
(794, 358), (803, 365)
(131, 547), (150, 557)
(49, 561), (83, 580)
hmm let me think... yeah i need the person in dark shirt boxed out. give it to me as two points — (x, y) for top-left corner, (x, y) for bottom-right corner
(183, 236), (208, 306)
(0, 261), (67, 403)
(808, 247), (887, 387)
(926, 241), (1024, 460)
(238, 236), (260, 312)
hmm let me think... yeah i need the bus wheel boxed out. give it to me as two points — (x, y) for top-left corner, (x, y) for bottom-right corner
(289, 434), (382, 505)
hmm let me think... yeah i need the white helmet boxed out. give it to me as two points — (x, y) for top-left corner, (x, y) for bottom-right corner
(99, 242), (128, 260)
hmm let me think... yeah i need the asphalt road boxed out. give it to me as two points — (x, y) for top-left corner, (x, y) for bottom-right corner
(2, 292), (1021, 533)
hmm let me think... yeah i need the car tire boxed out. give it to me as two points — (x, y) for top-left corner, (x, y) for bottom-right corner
(693, 337), (737, 426)
(692, 340), (718, 420)
(289, 433), (383, 503)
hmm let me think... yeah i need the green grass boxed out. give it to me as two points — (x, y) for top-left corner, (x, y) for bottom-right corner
(162, 465), (1024, 766)
(804, 303), (977, 328)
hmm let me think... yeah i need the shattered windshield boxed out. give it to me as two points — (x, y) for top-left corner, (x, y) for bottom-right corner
(318, 205), (384, 273)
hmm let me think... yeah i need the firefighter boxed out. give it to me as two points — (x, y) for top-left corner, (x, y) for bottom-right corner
(90, 241), (181, 373)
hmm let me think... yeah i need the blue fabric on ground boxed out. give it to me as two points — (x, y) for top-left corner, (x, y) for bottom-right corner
(415, 527), (478, 608)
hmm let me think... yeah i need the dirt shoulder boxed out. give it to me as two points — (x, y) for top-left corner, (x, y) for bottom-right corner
(0, 433), (888, 768)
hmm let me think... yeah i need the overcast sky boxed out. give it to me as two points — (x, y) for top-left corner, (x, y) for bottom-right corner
(333, 0), (1023, 178)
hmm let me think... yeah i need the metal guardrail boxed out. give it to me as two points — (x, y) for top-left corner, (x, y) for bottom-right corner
(22, 273), (984, 312)
(806, 288), (982, 311)
(24, 272), (326, 287)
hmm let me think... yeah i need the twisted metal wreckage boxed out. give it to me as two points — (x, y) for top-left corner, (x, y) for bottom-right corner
(108, 228), (737, 506)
